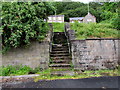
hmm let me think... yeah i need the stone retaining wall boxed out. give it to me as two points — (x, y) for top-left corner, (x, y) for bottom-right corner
(71, 39), (119, 70)
(2, 41), (49, 69)
(65, 23), (119, 70)
(2, 24), (53, 69)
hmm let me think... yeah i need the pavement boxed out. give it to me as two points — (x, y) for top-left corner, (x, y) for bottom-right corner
(1, 76), (120, 89)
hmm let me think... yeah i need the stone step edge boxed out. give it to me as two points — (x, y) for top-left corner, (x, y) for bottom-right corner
(50, 71), (75, 76)
(50, 60), (71, 62)
(51, 57), (72, 59)
(50, 53), (70, 55)
(50, 67), (71, 69)
(49, 64), (71, 67)
(51, 51), (69, 52)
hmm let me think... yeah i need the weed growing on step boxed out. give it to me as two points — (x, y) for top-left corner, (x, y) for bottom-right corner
(49, 58), (53, 64)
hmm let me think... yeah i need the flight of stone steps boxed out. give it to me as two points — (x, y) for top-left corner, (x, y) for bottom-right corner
(49, 32), (74, 76)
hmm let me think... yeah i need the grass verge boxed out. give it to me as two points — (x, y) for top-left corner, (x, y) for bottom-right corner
(34, 68), (119, 82)
(52, 23), (65, 32)
(0, 65), (41, 76)
(1, 65), (119, 81)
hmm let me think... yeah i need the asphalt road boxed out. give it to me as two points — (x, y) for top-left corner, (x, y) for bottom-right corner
(2, 76), (120, 89)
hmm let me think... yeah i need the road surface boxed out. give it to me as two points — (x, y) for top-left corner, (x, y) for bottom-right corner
(2, 76), (120, 89)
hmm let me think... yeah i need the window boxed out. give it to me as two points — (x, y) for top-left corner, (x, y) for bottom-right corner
(53, 17), (56, 20)
(58, 17), (61, 20)
(87, 19), (92, 22)
(48, 17), (52, 20)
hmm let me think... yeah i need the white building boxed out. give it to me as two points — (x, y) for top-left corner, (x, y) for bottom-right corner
(69, 13), (96, 23)
(47, 15), (64, 23)
(69, 17), (84, 23)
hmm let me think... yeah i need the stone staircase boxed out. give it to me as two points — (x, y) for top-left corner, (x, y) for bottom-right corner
(49, 32), (73, 76)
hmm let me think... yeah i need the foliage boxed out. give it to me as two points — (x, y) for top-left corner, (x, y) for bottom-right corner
(52, 23), (64, 32)
(0, 65), (41, 76)
(1, 2), (55, 53)
(52, 2), (102, 22)
(70, 22), (118, 40)
(112, 14), (120, 30)
(1, 65), (119, 80)
(100, 2), (119, 29)
(52, 2), (119, 26)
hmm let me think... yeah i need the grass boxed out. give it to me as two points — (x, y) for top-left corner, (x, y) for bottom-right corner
(0, 65), (41, 76)
(70, 22), (119, 40)
(34, 68), (119, 82)
(52, 23), (65, 32)
(1, 65), (119, 82)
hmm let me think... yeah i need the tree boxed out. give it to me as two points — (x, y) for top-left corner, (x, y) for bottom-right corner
(52, 2), (102, 22)
(1, 2), (55, 53)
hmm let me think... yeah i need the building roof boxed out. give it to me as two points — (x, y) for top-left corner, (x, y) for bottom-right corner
(48, 15), (64, 17)
(69, 17), (84, 21)
(85, 12), (96, 18)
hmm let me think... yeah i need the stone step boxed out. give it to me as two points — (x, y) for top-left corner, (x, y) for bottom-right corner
(50, 54), (70, 57)
(52, 43), (68, 46)
(54, 32), (65, 34)
(49, 64), (71, 67)
(52, 46), (68, 48)
(52, 48), (69, 50)
(52, 46), (68, 49)
(53, 36), (66, 39)
(51, 71), (74, 76)
(52, 48), (69, 51)
(51, 51), (69, 54)
(53, 44), (68, 46)
(54, 35), (66, 37)
(51, 57), (71, 60)
(50, 67), (71, 69)
(53, 34), (66, 37)
(52, 50), (69, 52)
(53, 32), (67, 44)
(50, 60), (70, 63)
(53, 38), (67, 44)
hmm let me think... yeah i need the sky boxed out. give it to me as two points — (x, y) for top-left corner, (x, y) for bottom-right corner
(55, 0), (94, 3)
(72, 0), (93, 3)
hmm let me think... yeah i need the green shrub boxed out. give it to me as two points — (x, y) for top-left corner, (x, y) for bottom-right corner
(1, 2), (55, 53)
(0, 65), (41, 76)
(112, 14), (120, 30)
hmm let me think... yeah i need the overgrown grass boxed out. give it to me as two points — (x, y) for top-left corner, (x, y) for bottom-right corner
(70, 22), (119, 40)
(0, 65), (41, 76)
(52, 23), (65, 32)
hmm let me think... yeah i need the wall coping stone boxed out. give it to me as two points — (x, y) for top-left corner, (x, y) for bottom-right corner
(70, 38), (120, 42)
(86, 38), (120, 40)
